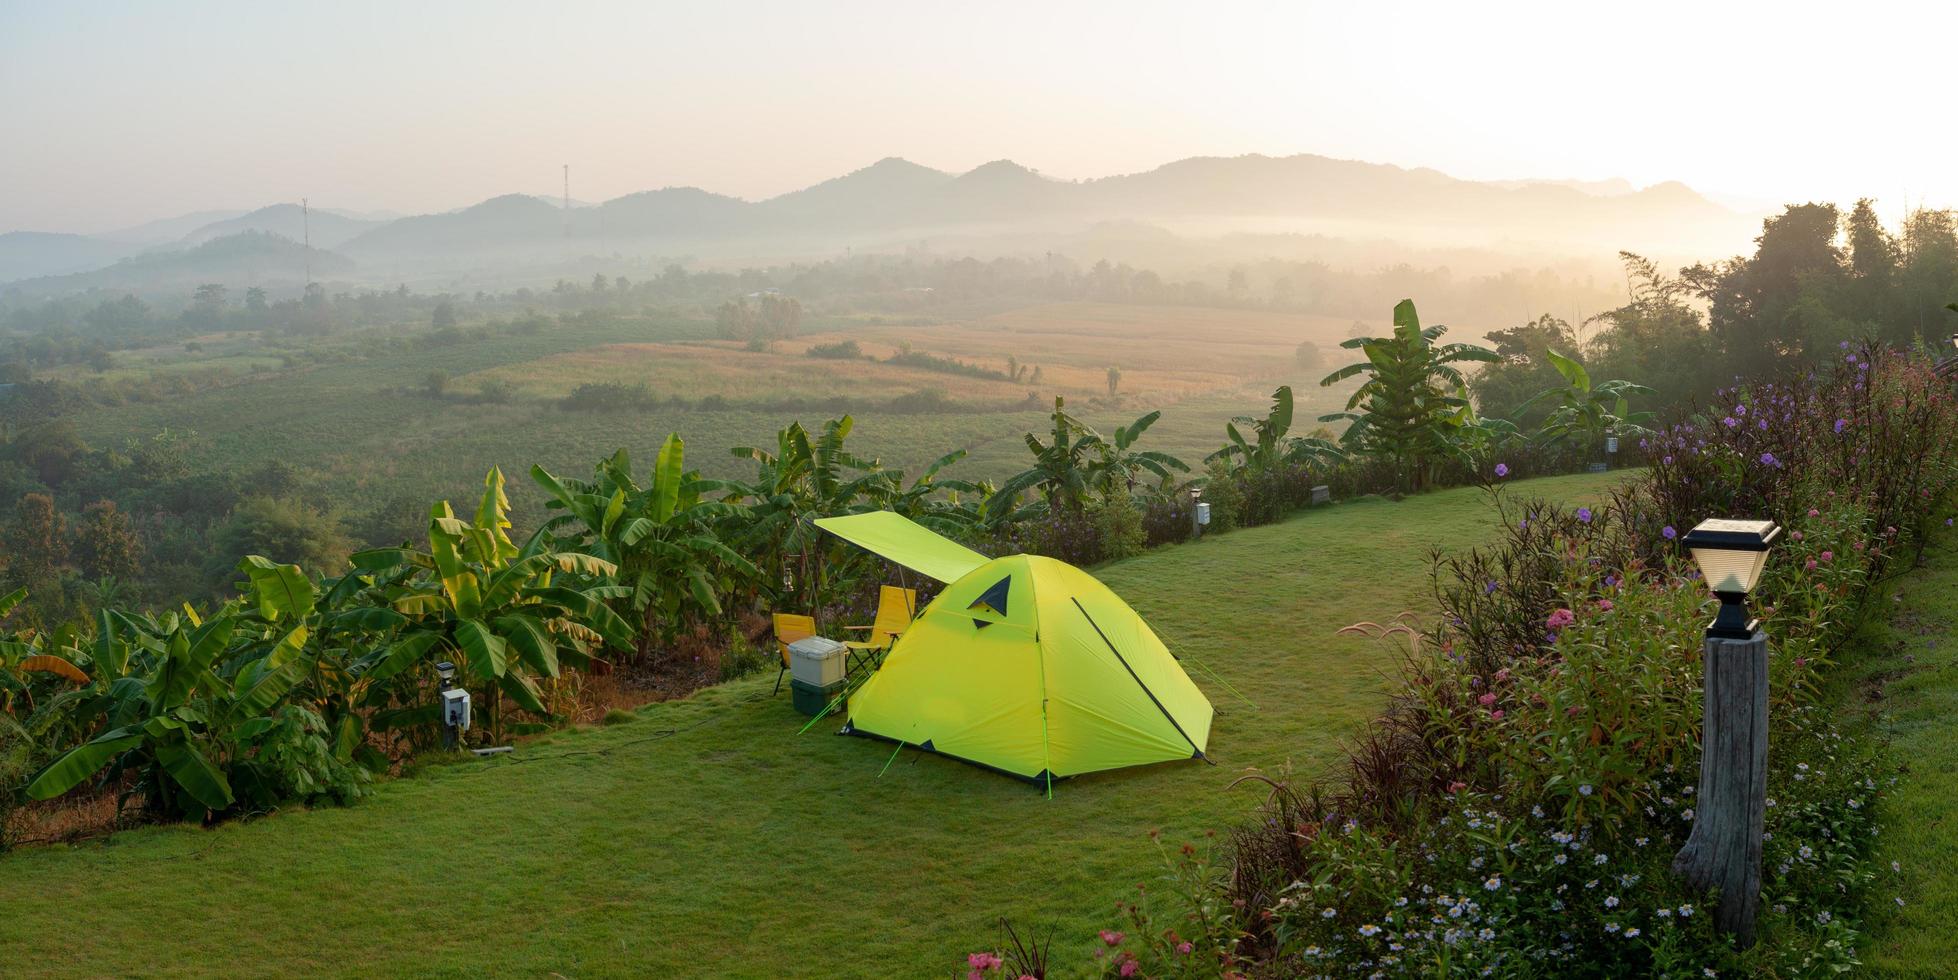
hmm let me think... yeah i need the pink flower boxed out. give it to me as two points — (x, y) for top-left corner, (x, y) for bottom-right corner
(1478, 692), (1497, 706)
(1596, 599), (1614, 612)
(1177, 942), (1194, 955)
(1546, 608), (1576, 630)
(1790, 530), (1803, 541)
(1805, 559), (1817, 571)
(1490, 710), (1505, 720)
(1820, 551), (1833, 562)
(1120, 958), (1139, 977)
(1100, 930), (1125, 947)
(1566, 706), (1582, 717)
(1448, 780), (1467, 793)
(967, 953), (1001, 971)
(1808, 508), (1821, 518)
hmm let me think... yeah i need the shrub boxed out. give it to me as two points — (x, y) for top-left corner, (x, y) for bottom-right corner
(560, 381), (659, 412)
(1092, 486), (1146, 562)
(1199, 460), (1242, 533)
(806, 339), (865, 360)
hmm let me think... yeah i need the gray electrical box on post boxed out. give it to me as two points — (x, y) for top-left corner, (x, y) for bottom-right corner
(441, 688), (471, 733)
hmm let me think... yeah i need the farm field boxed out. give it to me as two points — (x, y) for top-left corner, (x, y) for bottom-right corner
(0, 470), (1630, 978)
(60, 302), (1373, 528)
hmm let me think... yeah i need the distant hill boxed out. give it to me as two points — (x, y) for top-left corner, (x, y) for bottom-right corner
(182, 204), (386, 249)
(337, 152), (1743, 261)
(0, 232), (142, 281)
(13, 152), (1754, 286)
(339, 193), (562, 256)
(100, 208), (251, 244)
(8, 230), (352, 296)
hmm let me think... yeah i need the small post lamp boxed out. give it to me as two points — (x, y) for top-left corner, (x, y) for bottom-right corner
(1680, 518), (1781, 639)
(1672, 516), (1779, 949)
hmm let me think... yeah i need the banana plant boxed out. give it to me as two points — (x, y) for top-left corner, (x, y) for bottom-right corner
(1519, 348), (1656, 449)
(348, 468), (631, 739)
(23, 574), (311, 820)
(1087, 410), (1189, 494)
(1320, 299), (1500, 492)
(1206, 386), (1344, 475)
(533, 436), (755, 657)
(992, 396), (1108, 516)
(725, 417), (884, 608)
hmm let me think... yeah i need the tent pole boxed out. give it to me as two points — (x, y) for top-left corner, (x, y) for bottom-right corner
(1037, 622), (1055, 800)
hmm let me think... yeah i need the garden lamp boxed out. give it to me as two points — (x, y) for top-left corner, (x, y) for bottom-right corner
(435, 660), (456, 684)
(1680, 518), (1781, 639)
(1949, 332), (1957, 352)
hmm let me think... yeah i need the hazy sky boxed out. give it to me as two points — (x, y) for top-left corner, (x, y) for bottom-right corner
(4, 0), (1955, 233)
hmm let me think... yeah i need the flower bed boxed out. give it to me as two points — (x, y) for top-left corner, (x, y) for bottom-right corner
(965, 346), (1957, 977)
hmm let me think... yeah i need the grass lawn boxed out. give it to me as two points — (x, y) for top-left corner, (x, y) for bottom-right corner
(1849, 528), (1958, 976)
(0, 472), (1629, 978)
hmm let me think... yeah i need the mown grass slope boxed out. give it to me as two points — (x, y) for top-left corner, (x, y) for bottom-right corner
(1852, 528), (1958, 976)
(0, 472), (1628, 978)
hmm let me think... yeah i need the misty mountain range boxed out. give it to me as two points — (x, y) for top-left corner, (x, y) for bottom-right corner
(0, 153), (1752, 293)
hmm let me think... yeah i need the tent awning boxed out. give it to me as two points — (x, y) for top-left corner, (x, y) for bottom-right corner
(813, 511), (989, 585)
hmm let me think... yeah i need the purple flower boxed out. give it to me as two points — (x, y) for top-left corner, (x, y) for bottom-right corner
(1576, 507), (1593, 523)
(1494, 463), (1509, 478)
(1722, 416), (1739, 428)
(1834, 419), (1847, 434)
(1662, 525), (1677, 540)
(1735, 404), (1747, 416)
(1760, 452), (1777, 466)
(1661, 455), (1673, 465)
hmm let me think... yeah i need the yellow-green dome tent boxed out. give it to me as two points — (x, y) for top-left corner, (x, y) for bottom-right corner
(814, 513), (1213, 786)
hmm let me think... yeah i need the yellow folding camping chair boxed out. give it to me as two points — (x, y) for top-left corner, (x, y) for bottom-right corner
(841, 585), (917, 676)
(771, 612), (816, 696)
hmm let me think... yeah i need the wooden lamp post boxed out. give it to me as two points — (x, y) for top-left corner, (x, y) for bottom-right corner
(1672, 517), (1780, 948)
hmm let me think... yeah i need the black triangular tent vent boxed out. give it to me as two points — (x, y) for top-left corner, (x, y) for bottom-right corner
(968, 575), (1011, 628)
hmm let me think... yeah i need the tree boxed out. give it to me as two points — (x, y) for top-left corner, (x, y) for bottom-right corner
(207, 497), (352, 585)
(716, 295), (803, 351)
(1320, 300), (1499, 492)
(423, 370), (450, 398)
(1583, 253), (1717, 414)
(431, 301), (458, 330)
(190, 284), (228, 325)
(244, 287), (269, 314)
(1469, 314), (1576, 427)
(72, 500), (140, 582)
(2, 493), (66, 594)
(1684, 203), (1844, 371)
(1294, 340), (1321, 372)
(1106, 365), (1122, 397)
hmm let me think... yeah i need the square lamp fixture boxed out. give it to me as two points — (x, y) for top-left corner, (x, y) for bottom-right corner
(1680, 518), (1781, 639)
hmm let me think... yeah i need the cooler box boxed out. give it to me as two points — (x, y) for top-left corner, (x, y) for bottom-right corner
(790, 678), (846, 717)
(789, 636), (848, 687)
